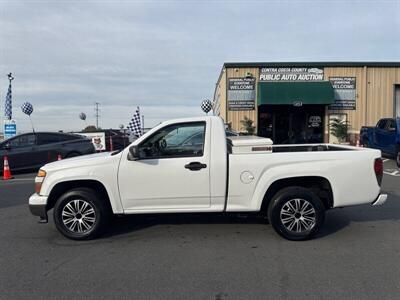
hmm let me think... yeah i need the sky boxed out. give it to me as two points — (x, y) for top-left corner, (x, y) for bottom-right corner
(1, 0), (399, 133)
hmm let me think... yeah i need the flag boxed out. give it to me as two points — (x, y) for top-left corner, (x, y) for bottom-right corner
(127, 106), (142, 137)
(4, 83), (12, 120)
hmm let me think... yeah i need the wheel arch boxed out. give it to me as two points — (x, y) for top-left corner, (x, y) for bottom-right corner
(260, 176), (334, 212)
(46, 179), (113, 213)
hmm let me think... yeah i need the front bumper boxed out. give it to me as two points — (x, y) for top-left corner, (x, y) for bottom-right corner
(372, 194), (387, 206)
(29, 193), (48, 218)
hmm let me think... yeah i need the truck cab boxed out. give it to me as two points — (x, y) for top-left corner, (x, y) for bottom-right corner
(360, 118), (400, 160)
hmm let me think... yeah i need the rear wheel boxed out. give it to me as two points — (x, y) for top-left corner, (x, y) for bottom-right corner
(396, 149), (400, 169)
(268, 186), (325, 241)
(53, 188), (110, 240)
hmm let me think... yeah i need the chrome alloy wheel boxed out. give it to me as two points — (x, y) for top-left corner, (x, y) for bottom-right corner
(61, 199), (96, 233)
(280, 198), (316, 233)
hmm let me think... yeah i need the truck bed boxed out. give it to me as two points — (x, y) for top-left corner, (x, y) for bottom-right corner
(271, 144), (353, 153)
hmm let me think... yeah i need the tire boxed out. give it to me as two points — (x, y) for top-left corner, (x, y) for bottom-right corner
(53, 188), (110, 240)
(268, 186), (325, 241)
(396, 149), (400, 169)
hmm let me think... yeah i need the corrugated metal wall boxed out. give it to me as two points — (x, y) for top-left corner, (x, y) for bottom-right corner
(217, 65), (400, 138)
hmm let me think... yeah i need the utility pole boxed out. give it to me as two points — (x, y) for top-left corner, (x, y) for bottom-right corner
(94, 102), (100, 128)
(142, 114), (144, 135)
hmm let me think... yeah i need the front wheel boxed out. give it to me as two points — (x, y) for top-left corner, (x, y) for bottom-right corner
(396, 149), (400, 169)
(268, 187), (325, 241)
(53, 188), (109, 240)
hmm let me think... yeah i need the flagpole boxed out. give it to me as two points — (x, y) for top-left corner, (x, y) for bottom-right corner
(29, 115), (35, 133)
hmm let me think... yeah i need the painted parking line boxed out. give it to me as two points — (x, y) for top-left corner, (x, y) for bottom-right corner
(0, 177), (35, 184)
(3, 178), (35, 181)
(384, 170), (400, 176)
(382, 159), (399, 176)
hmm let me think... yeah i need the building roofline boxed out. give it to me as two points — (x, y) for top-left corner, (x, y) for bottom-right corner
(223, 61), (400, 68)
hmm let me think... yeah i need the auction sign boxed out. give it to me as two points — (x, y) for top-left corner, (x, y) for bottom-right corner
(328, 77), (356, 110)
(3, 120), (16, 139)
(259, 67), (324, 81)
(227, 77), (256, 110)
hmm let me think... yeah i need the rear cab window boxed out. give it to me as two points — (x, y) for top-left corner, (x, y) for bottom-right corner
(377, 119), (387, 130)
(386, 119), (396, 131)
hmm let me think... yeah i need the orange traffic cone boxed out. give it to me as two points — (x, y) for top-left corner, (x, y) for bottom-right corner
(57, 154), (62, 161)
(3, 156), (13, 180)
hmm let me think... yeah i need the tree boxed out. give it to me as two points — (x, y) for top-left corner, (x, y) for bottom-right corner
(240, 116), (256, 135)
(329, 118), (350, 143)
(82, 125), (101, 132)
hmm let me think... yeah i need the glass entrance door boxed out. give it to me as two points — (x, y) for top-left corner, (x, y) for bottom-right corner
(258, 105), (325, 144)
(290, 112), (308, 143)
(274, 111), (291, 144)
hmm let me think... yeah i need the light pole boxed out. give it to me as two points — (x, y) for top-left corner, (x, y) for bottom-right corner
(94, 102), (100, 129)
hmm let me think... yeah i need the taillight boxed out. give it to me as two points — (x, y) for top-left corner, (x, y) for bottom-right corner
(374, 158), (383, 186)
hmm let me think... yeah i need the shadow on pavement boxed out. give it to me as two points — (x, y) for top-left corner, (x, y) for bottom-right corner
(101, 193), (400, 239)
(101, 213), (269, 239)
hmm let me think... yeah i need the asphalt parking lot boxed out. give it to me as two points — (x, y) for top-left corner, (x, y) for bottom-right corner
(1, 161), (399, 300)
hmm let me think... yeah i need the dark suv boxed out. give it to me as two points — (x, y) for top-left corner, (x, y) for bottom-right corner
(0, 132), (95, 173)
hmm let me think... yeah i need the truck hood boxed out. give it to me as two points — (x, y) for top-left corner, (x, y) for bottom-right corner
(41, 152), (118, 172)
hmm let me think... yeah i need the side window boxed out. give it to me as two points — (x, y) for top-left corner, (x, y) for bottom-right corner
(37, 134), (61, 145)
(138, 122), (206, 159)
(386, 119), (396, 131)
(377, 120), (387, 130)
(9, 134), (36, 148)
(62, 134), (82, 141)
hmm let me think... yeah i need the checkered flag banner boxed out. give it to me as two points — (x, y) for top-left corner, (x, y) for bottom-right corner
(21, 102), (34, 116)
(201, 99), (212, 114)
(127, 106), (142, 137)
(4, 83), (12, 120)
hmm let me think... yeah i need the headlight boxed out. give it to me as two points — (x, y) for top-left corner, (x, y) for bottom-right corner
(35, 169), (46, 194)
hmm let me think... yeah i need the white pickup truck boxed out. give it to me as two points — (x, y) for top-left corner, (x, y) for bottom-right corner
(29, 116), (387, 241)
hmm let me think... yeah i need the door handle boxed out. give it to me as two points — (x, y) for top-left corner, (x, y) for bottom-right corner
(184, 162), (207, 171)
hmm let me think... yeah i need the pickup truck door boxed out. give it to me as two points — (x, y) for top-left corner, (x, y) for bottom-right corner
(118, 121), (211, 211)
(373, 119), (387, 149)
(382, 119), (397, 155)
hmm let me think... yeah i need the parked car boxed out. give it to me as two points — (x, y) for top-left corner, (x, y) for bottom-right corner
(29, 116), (386, 241)
(360, 118), (400, 164)
(0, 132), (95, 173)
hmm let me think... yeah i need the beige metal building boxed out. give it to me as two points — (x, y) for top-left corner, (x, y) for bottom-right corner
(213, 62), (400, 144)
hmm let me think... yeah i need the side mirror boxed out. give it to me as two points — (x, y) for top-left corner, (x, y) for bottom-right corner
(3, 143), (11, 150)
(128, 145), (140, 161)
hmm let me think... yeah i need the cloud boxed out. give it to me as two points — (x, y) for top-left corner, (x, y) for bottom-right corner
(0, 0), (399, 132)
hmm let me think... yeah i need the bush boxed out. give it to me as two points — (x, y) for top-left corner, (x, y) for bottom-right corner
(240, 116), (256, 135)
(329, 118), (350, 143)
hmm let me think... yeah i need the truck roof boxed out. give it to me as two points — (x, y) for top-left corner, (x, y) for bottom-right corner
(160, 115), (221, 125)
